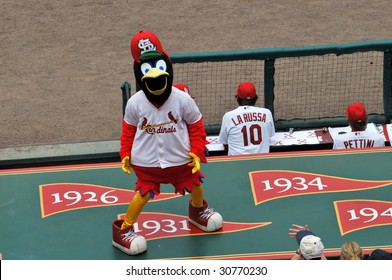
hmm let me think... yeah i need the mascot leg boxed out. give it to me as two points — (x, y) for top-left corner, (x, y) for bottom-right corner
(122, 192), (151, 229)
(189, 184), (223, 232)
(112, 192), (150, 255)
(190, 183), (204, 207)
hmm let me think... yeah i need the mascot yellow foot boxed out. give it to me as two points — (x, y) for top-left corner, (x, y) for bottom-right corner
(188, 200), (223, 232)
(112, 220), (147, 255)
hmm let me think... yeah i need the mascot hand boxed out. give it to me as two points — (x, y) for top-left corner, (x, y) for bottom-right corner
(121, 156), (134, 175)
(188, 152), (200, 174)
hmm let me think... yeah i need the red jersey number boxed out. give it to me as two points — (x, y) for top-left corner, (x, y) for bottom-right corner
(241, 124), (262, 146)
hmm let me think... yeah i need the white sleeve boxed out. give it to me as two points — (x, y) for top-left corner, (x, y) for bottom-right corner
(332, 135), (344, 149)
(183, 98), (202, 125)
(123, 99), (139, 126)
(219, 114), (229, 145)
(268, 111), (276, 137)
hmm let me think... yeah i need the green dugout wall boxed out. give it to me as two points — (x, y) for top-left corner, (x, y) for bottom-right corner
(1, 148), (392, 260)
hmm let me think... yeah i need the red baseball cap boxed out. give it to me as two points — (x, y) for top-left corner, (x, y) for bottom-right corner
(346, 103), (367, 123)
(130, 31), (169, 62)
(174, 83), (190, 95)
(236, 82), (257, 99)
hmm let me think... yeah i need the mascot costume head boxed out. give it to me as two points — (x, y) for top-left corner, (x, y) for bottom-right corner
(131, 31), (173, 106)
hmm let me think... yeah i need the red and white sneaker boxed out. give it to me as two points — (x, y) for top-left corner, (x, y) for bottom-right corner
(188, 200), (223, 232)
(112, 220), (147, 255)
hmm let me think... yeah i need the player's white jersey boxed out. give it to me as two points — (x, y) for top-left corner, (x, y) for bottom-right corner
(124, 87), (202, 168)
(219, 106), (275, 155)
(332, 130), (385, 149)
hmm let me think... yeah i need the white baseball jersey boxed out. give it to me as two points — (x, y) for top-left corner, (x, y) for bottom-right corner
(124, 87), (202, 168)
(219, 106), (275, 155)
(332, 130), (385, 149)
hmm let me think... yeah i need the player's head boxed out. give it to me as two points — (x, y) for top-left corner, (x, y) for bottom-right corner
(235, 82), (258, 106)
(346, 103), (367, 131)
(174, 83), (193, 98)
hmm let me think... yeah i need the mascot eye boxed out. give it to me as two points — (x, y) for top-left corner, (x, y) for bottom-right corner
(141, 62), (152, 75)
(155, 59), (167, 72)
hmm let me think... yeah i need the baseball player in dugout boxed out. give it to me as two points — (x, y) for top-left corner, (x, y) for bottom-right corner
(332, 103), (385, 149)
(174, 83), (192, 98)
(112, 31), (223, 255)
(219, 82), (276, 155)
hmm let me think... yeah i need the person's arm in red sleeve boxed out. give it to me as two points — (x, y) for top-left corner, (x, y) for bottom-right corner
(187, 118), (207, 163)
(119, 119), (137, 160)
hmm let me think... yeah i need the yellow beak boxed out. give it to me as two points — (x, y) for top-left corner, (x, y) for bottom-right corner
(141, 68), (169, 95)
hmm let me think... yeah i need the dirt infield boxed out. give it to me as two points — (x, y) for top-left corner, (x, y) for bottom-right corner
(1, 0), (392, 148)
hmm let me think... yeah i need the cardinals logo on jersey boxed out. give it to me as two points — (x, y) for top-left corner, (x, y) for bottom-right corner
(168, 111), (178, 124)
(141, 112), (178, 135)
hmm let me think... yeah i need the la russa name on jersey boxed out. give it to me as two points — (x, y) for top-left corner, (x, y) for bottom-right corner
(231, 112), (267, 126)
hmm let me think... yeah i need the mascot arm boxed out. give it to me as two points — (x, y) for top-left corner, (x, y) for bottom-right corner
(119, 120), (137, 160)
(187, 118), (207, 164)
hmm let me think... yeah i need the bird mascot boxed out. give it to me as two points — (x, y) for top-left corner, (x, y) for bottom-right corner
(112, 31), (223, 255)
